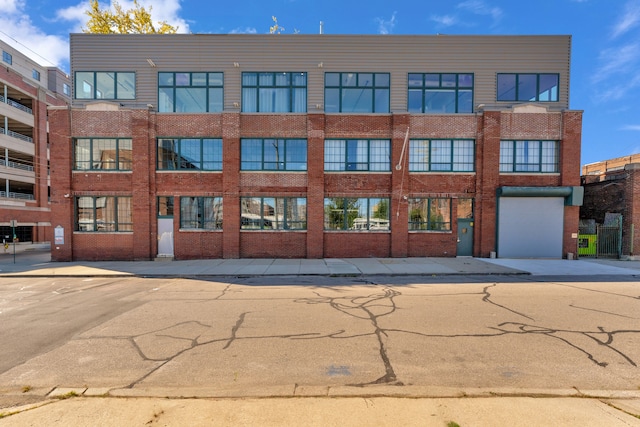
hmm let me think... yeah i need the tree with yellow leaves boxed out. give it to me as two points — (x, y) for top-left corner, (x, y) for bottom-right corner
(83, 0), (178, 34)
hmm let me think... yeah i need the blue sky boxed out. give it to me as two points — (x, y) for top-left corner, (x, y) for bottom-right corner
(1, 0), (639, 166)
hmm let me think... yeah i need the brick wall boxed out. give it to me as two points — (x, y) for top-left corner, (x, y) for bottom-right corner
(50, 106), (582, 261)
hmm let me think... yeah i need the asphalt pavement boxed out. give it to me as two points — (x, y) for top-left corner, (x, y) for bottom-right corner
(1, 244), (640, 426)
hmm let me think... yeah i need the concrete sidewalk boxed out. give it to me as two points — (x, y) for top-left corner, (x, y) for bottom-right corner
(2, 245), (640, 277)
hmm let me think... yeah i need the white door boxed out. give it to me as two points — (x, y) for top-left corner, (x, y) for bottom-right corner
(157, 217), (174, 257)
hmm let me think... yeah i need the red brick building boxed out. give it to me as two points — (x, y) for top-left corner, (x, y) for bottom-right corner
(49, 34), (582, 261)
(581, 155), (640, 257)
(1, 40), (70, 244)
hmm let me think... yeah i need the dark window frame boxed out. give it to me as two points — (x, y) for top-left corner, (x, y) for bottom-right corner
(408, 198), (452, 231)
(74, 71), (136, 100)
(158, 71), (223, 113)
(241, 72), (307, 113)
(157, 137), (223, 171)
(408, 139), (475, 172)
(324, 72), (390, 113)
(240, 197), (307, 230)
(179, 196), (223, 230)
(323, 197), (390, 231)
(497, 73), (559, 102)
(240, 138), (307, 171)
(75, 196), (133, 232)
(499, 140), (560, 173)
(408, 73), (474, 113)
(324, 139), (391, 172)
(74, 137), (133, 171)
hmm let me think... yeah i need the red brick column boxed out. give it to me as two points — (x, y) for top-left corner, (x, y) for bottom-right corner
(131, 109), (154, 260)
(476, 111), (501, 257)
(222, 113), (241, 258)
(306, 113), (325, 258)
(49, 106), (74, 261)
(561, 111), (583, 257)
(391, 114), (410, 257)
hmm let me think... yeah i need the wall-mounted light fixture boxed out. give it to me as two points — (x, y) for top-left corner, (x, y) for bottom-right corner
(317, 62), (323, 68)
(146, 58), (157, 67)
(233, 62), (240, 68)
(233, 102), (240, 108)
(315, 104), (322, 109)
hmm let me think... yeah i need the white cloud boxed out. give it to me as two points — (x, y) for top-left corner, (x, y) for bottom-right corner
(375, 12), (397, 35)
(430, 14), (458, 27)
(621, 125), (640, 131)
(229, 27), (258, 34)
(457, 0), (503, 22)
(611, 0), (640, 39)
(0, 1), (69, 69)
(57, 0), (190, 34)
(592, 43), (640, 84)
(0, 0), (24, 14)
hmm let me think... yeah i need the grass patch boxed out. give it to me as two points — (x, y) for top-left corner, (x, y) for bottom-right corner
(447, 422), (461, 427)
(55, 391), (79, 400)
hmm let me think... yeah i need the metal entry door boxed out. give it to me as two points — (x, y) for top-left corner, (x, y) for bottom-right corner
(157, 217), (174, 257)
(457, 218), (474, 256)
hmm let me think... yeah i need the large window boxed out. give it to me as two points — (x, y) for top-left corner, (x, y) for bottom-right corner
(325, 139), (390, 171)
(157, 138), (223, 170)
(75, 71), (135, 100)
(242, 72), (306, 112)
(241, 139), (307, 171)
(408, 198), (451, 231)
(75, 196), (132, 232)
(497, 73), (559, 102)
(74, 138), (132, 170)
(500, 140), (559, 173)
(325, 72), (390, 113)
(158, 72), (223, 112)
(241, 197), (307, 230)
(2, 51), (12, 65)
(180, 197), (223, 229)
(409, 139), (475, 172)
(324, 197), (390, 231)
(408, 73), (473, 113)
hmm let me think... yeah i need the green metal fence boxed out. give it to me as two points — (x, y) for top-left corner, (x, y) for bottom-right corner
(578, 218), (623, 259)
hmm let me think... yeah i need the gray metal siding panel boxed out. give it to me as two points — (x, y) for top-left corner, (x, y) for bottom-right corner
(70, 34), (572, 111)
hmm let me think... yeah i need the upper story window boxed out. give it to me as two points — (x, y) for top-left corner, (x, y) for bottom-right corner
(180, 196), (223, 229)
(242, 72), (306, 113)
(325, 72), (390, 113)
(408, 73), (473, 113)
(32, 69), (41, 81)
(157, 138), (223, 171)
(409, 139), (475, 172)
(75, 71), (135, 100)
(324, 197), (390, 231)
(497, 73), (559, 102)
(63, 83), (71, 96)
(158, 72), (223, 113)
(499, 140), (559, 173)
(2, 51), (12, 65)
(241, 138), (307, 171)
(75, 196), (132, 232)
(325, 139), (390, 171)
(241, 197), (307, 230)
(74, 138), (132, 171)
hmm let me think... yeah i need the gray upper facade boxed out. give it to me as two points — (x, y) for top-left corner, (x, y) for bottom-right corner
(69, 33), (572, 113)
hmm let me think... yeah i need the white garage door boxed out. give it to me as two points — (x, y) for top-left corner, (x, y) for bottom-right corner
(497, 197), (564, 258)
